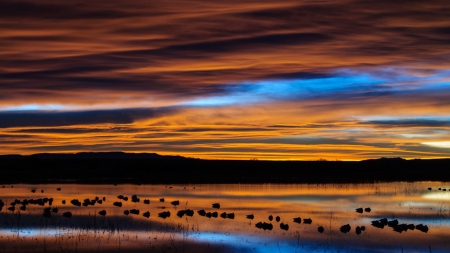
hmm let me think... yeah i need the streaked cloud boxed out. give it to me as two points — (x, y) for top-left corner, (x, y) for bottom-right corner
(0, 0), (449, 159)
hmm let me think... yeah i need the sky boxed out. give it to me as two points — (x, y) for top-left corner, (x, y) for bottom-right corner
(1, 0), (450, 160)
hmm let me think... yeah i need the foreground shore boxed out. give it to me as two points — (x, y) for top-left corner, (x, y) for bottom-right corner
(0, 153), (449, 184)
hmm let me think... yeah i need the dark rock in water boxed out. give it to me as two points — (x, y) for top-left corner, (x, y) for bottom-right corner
(356, 226), (362, 235)
(246, 214), (254, 220)
(364, 207), (371, 212)
(98, 210), (106, 216)
(171, 200), (179, 206)
(198, 209), (206, 216)
(158, 211), (171, 219)
(63, 212), (72, 218)
(280, 223), (289, 231)
(212, 203), (220, 209)
(340, 224), (351, 233)
(388, 219), (399, 227)
(293, 217), (301, 224)
(318, 226), (324, 233)
(356, 207), (363, 214)
(303, 218), (312, 224)
(416, 224), (429, 233)
(143, 211), (150, 218)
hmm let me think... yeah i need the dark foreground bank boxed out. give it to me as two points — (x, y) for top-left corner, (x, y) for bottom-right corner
(0, 153), (449, 184)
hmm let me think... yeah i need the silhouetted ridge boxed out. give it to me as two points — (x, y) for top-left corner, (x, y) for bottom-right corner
(3, 152), (190, 160)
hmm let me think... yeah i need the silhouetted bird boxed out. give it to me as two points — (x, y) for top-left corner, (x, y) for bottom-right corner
(43, 207), (51, 218)
(97, 200), (103, 204)
(387, 219), (399, 227)
(99, 210), (106, 216)
(57, 188), (61, 191)
(246, 214), (254, 220)
(160, 198), (165, 202)
(52, 207), (58, 213)
(407, 224), (415, 230)
(198, 209), (206, 216)
(113, 201), (123, 207)
(171, 200), (180, 206)
(356, 208), (363, 214)
(185, 209), (194, 217)
(280, 223), (289, 231)
(361, 226), (366, 231)
(131, 195), (140, 203)
(41, 190), (44, 193)
(293, 217), (301, 224)
(268, 215), (273, 221)
(63, 212), (72, 218)
(130, 209), (139, 215)
(8, 206), (15, 212)
(438, 188), (441, 190)
(103, 197), (106, 201)
(428, 187), (432, 190)
(212, 203), (220, 209)
(177, 210), (186, 218)
(379, 218), (388, 226)
(124, 210), (130, 215)
(118, 195), (124, 199)
(220, 212), (227, 219)
(364, 207), (371, 212)
(144, 199), (150, 204)
(20, 205), (26, 211)
(158, 211), (170, 219)
(206, 212), (212, 218)
(212, 211), (218, 218)
(255, 222), (273, 230)
(371, 220), (384, 229)
(62, 200), (66, 204)
(227, 213), (235, 219)
(416, 224), (429, 233)
(444, 189), (447, 191)
(340, 224), (351, 233)
(143, 211), (150, 218)
(276, 216), (280, 222)
(71, 199), (81, 207)
(356, 226), (362, 235)
(31, 189), (36, 193)
(318, 226), (324, 233)
(123, 197), (128, 201)
(303, 218), (312, 224)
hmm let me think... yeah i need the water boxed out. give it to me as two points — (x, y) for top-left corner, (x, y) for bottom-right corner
(0, 182), (449, 252)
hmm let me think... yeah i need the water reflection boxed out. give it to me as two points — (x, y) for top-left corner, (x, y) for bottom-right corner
(0, 182), (449, 252)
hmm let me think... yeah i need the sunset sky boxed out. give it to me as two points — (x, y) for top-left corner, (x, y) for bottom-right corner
(1, 0), (449, 160)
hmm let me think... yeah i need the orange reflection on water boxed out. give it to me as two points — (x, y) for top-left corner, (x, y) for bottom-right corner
(0, 182), (449, 252)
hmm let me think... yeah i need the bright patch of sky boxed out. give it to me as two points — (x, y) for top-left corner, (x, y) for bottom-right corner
(185, 68), (450, 107)
(422, 142), (450, 148)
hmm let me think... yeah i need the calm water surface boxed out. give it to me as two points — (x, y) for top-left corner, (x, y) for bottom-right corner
(0, 182), (449, 252)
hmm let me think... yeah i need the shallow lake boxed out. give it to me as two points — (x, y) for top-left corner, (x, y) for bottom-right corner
(0, 182), (449, 252)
